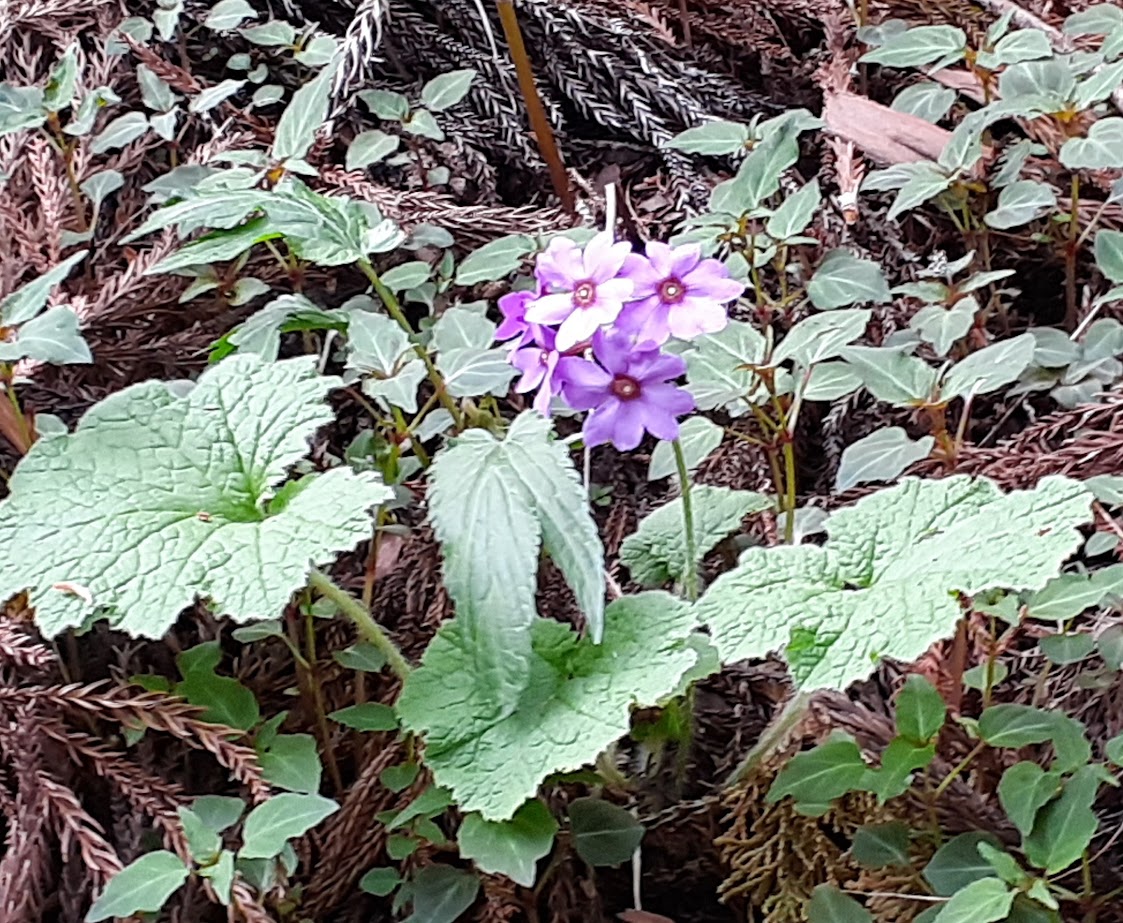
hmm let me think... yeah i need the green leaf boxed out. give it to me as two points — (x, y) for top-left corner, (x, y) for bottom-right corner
(568, 798), (643, 866)
(178, 807), (222, 863)
(731, 124), (802, 212)
(648, 415), (722, 481)
(766, 180), (822, 240)
(808, 249), (891, 309)
(807, 885), (874, 923)
(257, 733), (323, 794)
(427, 413), (605, 713)
(697, 476), (1091, 692)
(910, 303), (975, 356)
(1040, 632), (1095, 665)
(205, 0), (257, 30)
(998, 762), (1063, 837)
(0, 306), (92, 365)
(1105, 732), (1123, 765)
(330, 702), (399, 731)
(1026, 572), (1110, 620)
(240, 793), (339, 859)
(420, 69), (476, 111)
(176, 642), (259, 729)
(803, 362), (862, 401)
(44, 44), (81, 112)
(458, 799), (558, 886)
(931, 877), (1015, 923)
(868, 737), (935, 801)
(359, 867), (402, 896)
(860, 25), (967, 67)
(666, 119), (750, 154)
(773, 309), (871, 367)
(0, 83), (46, 137)
(198, 850), (235, 904)
(768, 733), (869, 804)
(1023, 766), (1101, 874)
(924, 832), (1004, 896)
(891, 82), (957, 123)
(381, 261), (432, 293)
(1, 250), (88, 326)
(346, 129), (400, 170)
(91, 111), (148, 154)
(1096, 230), (1123, 284)
(941, 333), (1036, 401)
(836, 427), (934, 492)
(191, 795), (245, 833)
(381, 762), (420, 792)
(1065, 4), (1123, 35)
(620, 486), (770, 587)
(896, 675), (946, 744)
(436, 346), (516, 398)
(454, 234), (536, 285)
(403, 864), (479, 923)
(86, 851), (190, 921)
(977, 843), (1027, 886)
(979, 704), (1059, 748)
(852, 821), (911, 868)
(386, 786), (454, 830)
(1075, 61), (1123, 110)
(683, 320), (768, 414)
(430, 307), (495, 353)
(0, 356), (391, 638)
(272, 64), (336, 162)
(397, 592), (699, 820)
(1060, 118), (1123, 170)
(334, 642), (388, 673)
(985, 180), (1057, 230)
(888, 163), (953, 221)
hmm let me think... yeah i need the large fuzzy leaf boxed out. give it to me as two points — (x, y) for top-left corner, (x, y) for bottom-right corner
(695, 476), (1091, 691)
(0, 356), (391, 638)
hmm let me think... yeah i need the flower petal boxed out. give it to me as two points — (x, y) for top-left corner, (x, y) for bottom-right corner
(555, 308), (605, 351)
(667, 298), (729, 341)
(668, 242), (704, 279)
(638, 401), (682, 442)
(683, 261), (744, 302)
(583, 399), (621, 448)
(643, 382), (696, 418)
(609, 400), (647, 451)
(630, 349), (688, 384)
(525, 292), (574, 325)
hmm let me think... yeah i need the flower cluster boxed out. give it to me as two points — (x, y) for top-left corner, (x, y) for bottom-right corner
(495, 232), (742, 451)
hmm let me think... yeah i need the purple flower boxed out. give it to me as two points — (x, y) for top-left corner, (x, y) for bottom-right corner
(511, 326), (568, 416)
(525, 232), (634, 351)
(561, 330), (695, 451)
(495, 289), (545, 349)
(617, 242), (743, 346)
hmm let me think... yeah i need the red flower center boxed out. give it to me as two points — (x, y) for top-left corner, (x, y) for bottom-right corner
(610, 375), (641, 400)
(659, 277), (686, 304)
(573, 281), (597, 307)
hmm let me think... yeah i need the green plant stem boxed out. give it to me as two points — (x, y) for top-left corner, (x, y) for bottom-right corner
(1065, 174), (1081, 331)
(781, 439), (797, 544)
(931, 740), (985, 801)
(672, 438), (699, 602)
(308, 569), (411, 682)
(300, 604), (344, 792)
(357, 259), (465, 431)
(726, 689), (813, 786)
(392, 405), (430, 468)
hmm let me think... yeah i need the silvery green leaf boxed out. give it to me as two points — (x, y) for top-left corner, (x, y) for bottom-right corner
(802, 362), (862, 401)
(360, 89), (409, 121)
(91, 111), (149, 153)
(774, 309), (870, 367)
(982, 29), (1053, 69)
(737, 124), (801, 211)
(1075, 60), (1123, 109)
(190, 80), (245, 113)
(859, 25), (967, 68)
(766, 180), (821, 240)
(44, 44), (80, 112)
(34, 414), (68, 440)
(346, 129), (399, 170)
(1030, 327), (1081, 367)
(432, 307), (495, 353)
(64, 86), (119, 136)
(0, 356), (391, 638)
(0, 307), (91, 364)
(229, 277), (270, 307)
(1, 250), (88, 326)
(842, 346), (938, 405)
(1062, 118), (1123, 170)
(1102, 27), (1123, 60)
(86, 852), (190, 922)
(379, 261), (430, 293)
(648, 415), (722, 481)
(455, 234), (536, 285)
(81, 169), (124, 218)
(890, 82), (956, 123)
(807, 249), (891, 309)
(137, 64), (176, 112)
(836, 427), (935, 491)
(1095, 229), (1123, 283)
(999, 59), (1077, 104)
(149, 110), (178, 141)
(1065, 4), (1123, 35)
(363, 361), (425, 413)
(295, 36), (338, 67)
(1097, 284), (1123, 306)
(941, 332), (1036, 400)
(894, 281), (950, 302)
(665, 120), (750, 155)
(987, 7), (1018, 43)
(960, 269), (1015, 293)
(403, 108), (444, 141)
(911, 303), (974, 356)
(888, 164), (952, 220)
(421, 68), (476, 111)
(205, 0), (257, 30)
(992, 139), (1043, 187)
(252, 85), (284, 108)
(241, 794), (339, 859)
(437, 346), (516, 398)
(347, 311), (412, 377)
(153, 0), (184, 41)
(684, 320), (769, 414)
(985, 179), (1056, 230)
(274, 63), (337, 162)
(241, 20), (296, 46)
(1083, 317), (1123, 360)
(863, 163), (927, 193)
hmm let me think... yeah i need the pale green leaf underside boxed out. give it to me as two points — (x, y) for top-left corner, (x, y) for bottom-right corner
(396, 592), (698, 820)
(0, 356), (391, 639)
(695, 476), (1091, 692)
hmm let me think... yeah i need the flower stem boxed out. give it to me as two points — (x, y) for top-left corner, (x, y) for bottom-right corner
(308, 569), (411, 682)
(672, 438), (699, 602)
(357, 259), (465, 431)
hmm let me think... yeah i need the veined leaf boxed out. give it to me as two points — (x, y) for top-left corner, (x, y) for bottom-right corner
(860, 25), (967, 68)
(420, 69), (476, 111)
(240, 793), (339, 859)
(665, 119), (750, 155)
(273, 62), (338, 162)
(695, 476), (1091, 692)
(931, 877), (1015, 923)
(985, 180), (1057, 230)
(86, 852), (190, 922)
(0, 249), (88, 326)
(1023, 766), (1101, 874)
(648, 415), (723, 481)
(807, 249), (891, 309)
(837, 427), (934, 491)
(458, 800), (557, 886)
(1060, 118), (1123, 171)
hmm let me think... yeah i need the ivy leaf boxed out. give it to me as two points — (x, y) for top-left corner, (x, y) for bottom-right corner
(239, 793), (339, 859)
(405, 864), (480, 923)
(891, 82), (957, 123)
(998, 762), (1063, 837)
(665, 120), (750, 155)
(620, 486), (770, 587)
(454, 234), (536, 285)
(257, 733), (323, 794)
(924, 833), (1005, 895)
(191, 795), (244, 834)
(648, 415), (722, 481)
(176, 642), (259, 729)
(841, 347), (937, 404)
(888, 163), (953, 221)
(985, 180), (1057, 230)
(931, 877), (1015, 923)
(178, 807), (222, 863)
(911, 302), (976, 356)
(695, 476), (1091, 692)
(860, 25), (967, 68)
(807, 250), (891, 309)
(836, 427), (934, 492)
(420, 69), (476, 111)
(851, 822), (911, 868)
(941, 333), (1036, 401)
(330, 702), (399, 731)
(569, 798), (644, 866)
(458, 800), (558, 886)
(427, 413), (604, 714)
(1060, 118), (1123, 170)
(0, 356), (392, 638)
(86, 852), (190, 922)
(766, 180), (822, 240)
(773, 309), (871, 367)
(895, 675), (946, 744)
(1023, 766), (1101, 874)
(767, 733), (869, 804)
(431, 307), (497, 353)
(0, 249), (88, 326)
(397, 592), (698, 820)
